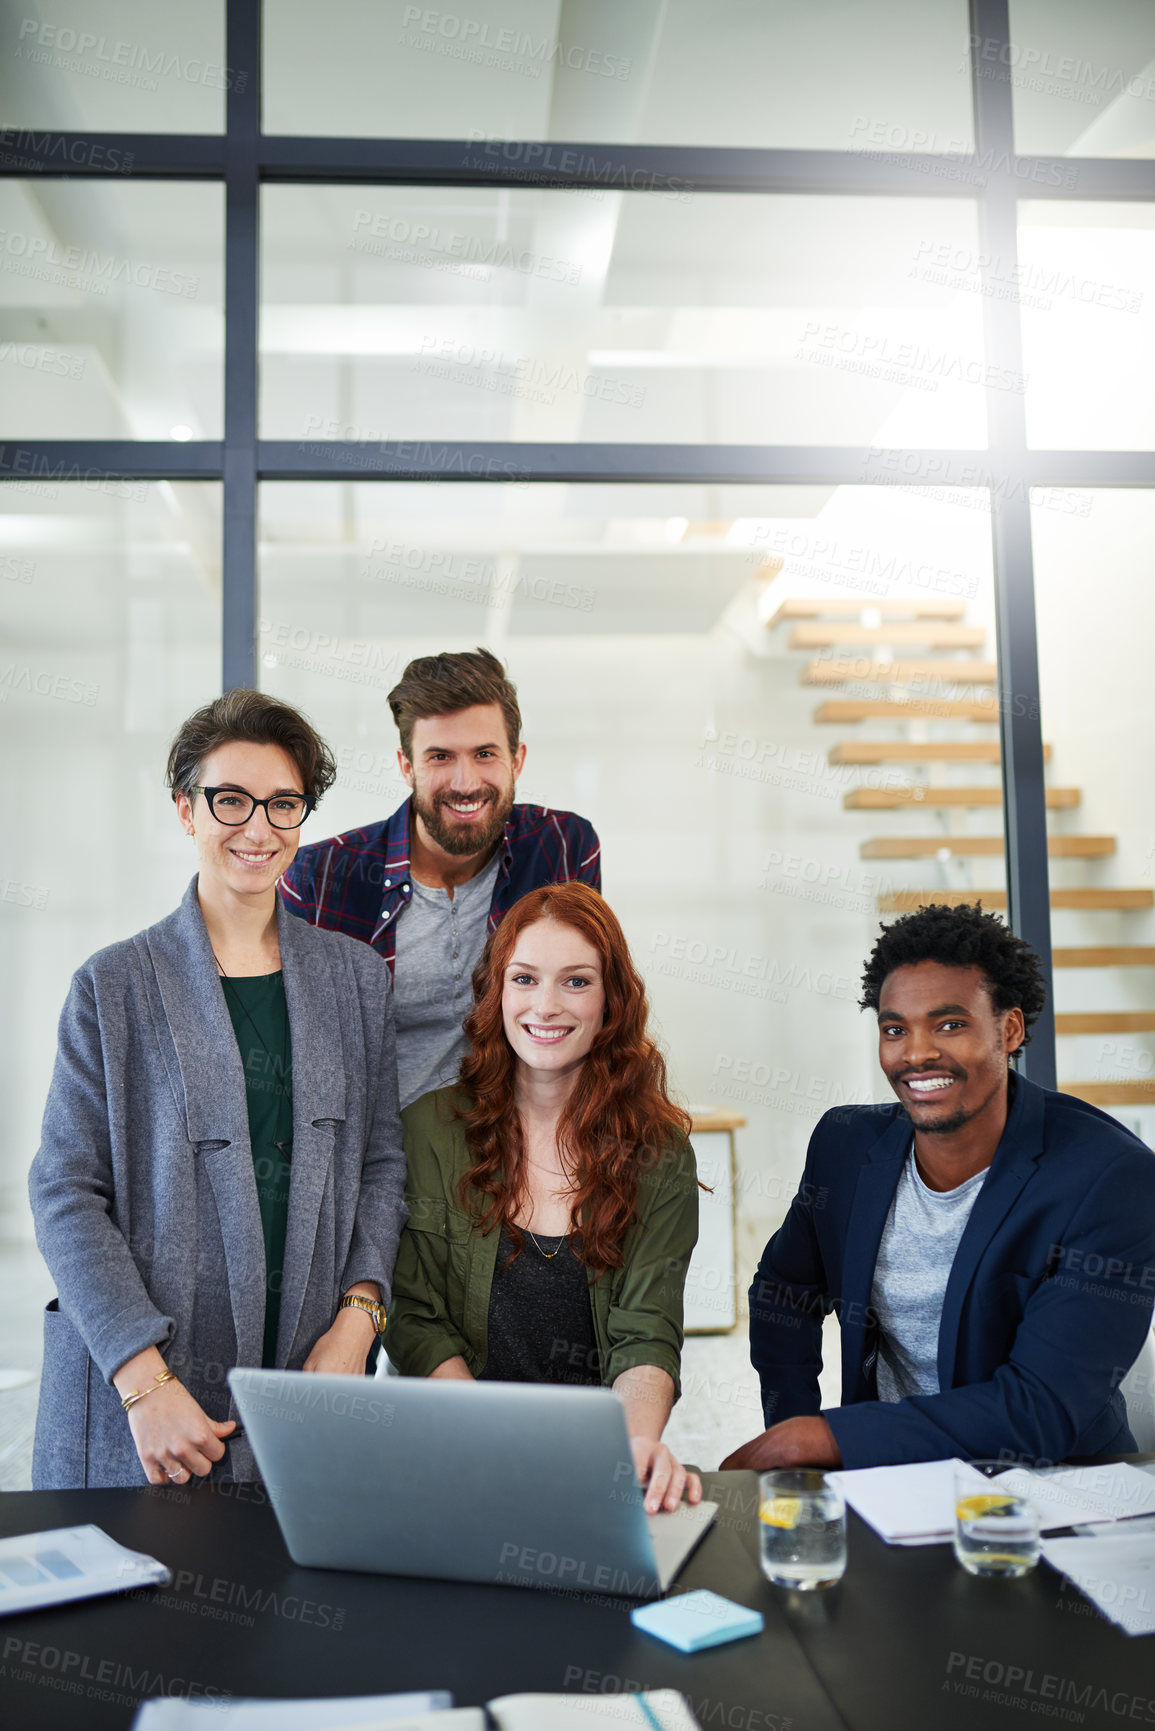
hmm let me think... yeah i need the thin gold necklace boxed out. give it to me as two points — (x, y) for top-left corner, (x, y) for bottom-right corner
(524, 1227), (566, 1260)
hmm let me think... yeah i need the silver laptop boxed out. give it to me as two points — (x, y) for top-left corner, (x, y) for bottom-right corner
(229, 1368), (716, 1599)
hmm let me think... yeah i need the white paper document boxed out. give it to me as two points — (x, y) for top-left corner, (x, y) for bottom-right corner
(830, 1458), (1155, 1547)
(1042, 1531), (1155, 1636)
(0, 1524), (169, 1615)
(994, 1463), (1155, 1531)
(132, 1694), (461, 1730)
(489, 1692), (701, 1730)
(828, 1458), (994, 1543)
(132, 1692), (699, 1730)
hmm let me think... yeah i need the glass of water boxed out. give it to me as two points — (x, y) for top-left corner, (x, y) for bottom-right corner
(758, 1469), (847, 1590)
(954, 1461), (1041, 1578)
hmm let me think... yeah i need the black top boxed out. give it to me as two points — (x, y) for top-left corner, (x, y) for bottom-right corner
(480, 1226), (601, 1385)
(220, 971), (293, 1369)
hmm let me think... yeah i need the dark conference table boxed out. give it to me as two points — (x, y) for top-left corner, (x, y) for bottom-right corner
(1, 1471), (1152, 1731)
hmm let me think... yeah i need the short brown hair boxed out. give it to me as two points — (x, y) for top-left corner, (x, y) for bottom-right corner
(388, 647), (521, 759)
(165, 689), (337, 803)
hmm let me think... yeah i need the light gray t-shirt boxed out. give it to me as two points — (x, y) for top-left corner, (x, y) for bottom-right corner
(870, 1144), (988, 1403)
(392, 849), (501, 1111)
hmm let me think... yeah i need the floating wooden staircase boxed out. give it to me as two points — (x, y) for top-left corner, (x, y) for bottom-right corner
(1055, 1013), (1155, 1034)
(831, 741), (1053, 764)
(768, 594), (1155, 1111)
(805, 658), (998, 684)
(817, 699), (1000, 722)
(878, 889), (1155, 912)
(770, 599), (970, 621)
(1064, 1082), (1155, 1105)
(1054, 947), (1155, 967)
(790, 623), (987, 650)
(846, 786), (1080, 809)
(862, 836), (1114, 859)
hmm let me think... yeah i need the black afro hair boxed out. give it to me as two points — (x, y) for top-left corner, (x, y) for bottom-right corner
(859, 902), (1047, 1054)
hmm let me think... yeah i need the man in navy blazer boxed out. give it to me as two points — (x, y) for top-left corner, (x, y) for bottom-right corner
(723, 903), (1155, 1471)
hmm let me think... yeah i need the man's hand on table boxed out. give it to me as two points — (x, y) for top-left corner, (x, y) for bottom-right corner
(720, 1415), (843, 1473)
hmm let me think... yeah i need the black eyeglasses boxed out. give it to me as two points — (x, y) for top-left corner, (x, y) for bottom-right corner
(190, 786), (316, 830)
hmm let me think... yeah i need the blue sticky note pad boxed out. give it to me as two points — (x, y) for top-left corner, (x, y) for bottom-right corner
(631, 1589), (764, 1654)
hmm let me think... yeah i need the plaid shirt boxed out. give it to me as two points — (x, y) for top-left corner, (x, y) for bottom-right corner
(279, 798), (601, 971)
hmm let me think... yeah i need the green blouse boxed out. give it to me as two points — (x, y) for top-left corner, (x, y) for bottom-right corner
(384, 1087), (699, 1396)
(221, 972), (293, 1368)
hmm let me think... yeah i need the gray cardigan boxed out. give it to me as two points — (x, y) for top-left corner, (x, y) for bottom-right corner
(29, 876), (408, 1488)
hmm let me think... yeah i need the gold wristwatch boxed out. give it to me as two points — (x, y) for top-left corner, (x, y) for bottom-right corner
(338, 1293), (388, 1334)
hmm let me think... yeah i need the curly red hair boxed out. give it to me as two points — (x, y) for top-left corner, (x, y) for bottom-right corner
(457, 882), (691, 1275)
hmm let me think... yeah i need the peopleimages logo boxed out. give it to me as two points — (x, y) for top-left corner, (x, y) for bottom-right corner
(350, 210), (582, 283)
(0, 124), (133, 173)
(399, 7), (633, 81)
(945, 1650), (1155, 1721)
(1, 1635), (229, 1709)
(15, 18), (248, 92)
(0, 227), (198, 297)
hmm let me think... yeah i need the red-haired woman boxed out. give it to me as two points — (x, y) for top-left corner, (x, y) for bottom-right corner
(385, 882), (701, 1512)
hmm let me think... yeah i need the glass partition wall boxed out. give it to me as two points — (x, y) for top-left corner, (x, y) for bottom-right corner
(258, 477), (1000, 1290)
(3, 1), (1153, 1431)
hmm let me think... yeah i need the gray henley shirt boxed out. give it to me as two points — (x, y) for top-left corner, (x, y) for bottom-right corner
(392, 848), (501, 1110)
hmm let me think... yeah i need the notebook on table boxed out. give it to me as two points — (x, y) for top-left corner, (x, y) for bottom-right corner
(132, 1690), (702, 1729)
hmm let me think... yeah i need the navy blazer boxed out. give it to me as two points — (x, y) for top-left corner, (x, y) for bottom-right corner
(749, 1073), (1155, 1468)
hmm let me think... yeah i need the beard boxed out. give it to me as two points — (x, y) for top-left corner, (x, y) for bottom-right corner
(412, 776), (514, 858)
(897, 1067), (1002, 1137)
(907, 1102), (976, 1137)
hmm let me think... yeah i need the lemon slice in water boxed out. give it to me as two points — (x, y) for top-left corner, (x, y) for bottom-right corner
(760, 1496), (801, 1529)
(956, 1494), (1016, 1520)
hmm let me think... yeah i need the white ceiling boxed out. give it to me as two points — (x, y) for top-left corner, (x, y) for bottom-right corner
(1, 0), (1152, 155)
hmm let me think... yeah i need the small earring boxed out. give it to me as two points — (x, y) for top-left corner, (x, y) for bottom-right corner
(188, 827), (195, 839)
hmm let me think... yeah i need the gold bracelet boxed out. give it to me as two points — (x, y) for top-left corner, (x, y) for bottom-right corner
(121, 1369), (177, 1413)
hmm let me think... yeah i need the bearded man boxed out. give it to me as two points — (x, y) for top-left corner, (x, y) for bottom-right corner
(281, 648), (600, 1107)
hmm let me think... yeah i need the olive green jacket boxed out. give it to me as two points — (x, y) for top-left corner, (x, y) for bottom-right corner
(384, 1088), (699, 1397)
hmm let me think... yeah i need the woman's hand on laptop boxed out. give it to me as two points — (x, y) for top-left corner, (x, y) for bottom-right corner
(631, 1435), (703, 1514)
(612, 1365), (702, 1512)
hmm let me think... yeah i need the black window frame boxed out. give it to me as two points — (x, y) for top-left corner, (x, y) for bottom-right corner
(5, 0), (1155, 1087)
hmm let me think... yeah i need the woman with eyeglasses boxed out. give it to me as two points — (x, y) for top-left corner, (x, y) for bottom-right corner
(385, 882), (702, 1514)
(29, 690), (407, 1489)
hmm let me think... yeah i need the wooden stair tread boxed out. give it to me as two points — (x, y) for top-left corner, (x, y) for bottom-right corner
(805, 658), (998, 685)
(1060, 1082), (1155, 1105)
(1054, 947), (1155, 967)
(789, 624), (986, 650)
(878, 889), (1155, 911)
(1056, 1012), (1155, 1034)
(816, 699), (1000, 722)
(831, 742), (1053, 763)
(860, 836), (1114, 859)
(845, 786), (1079, 809)
(768, 599), (968, 626)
